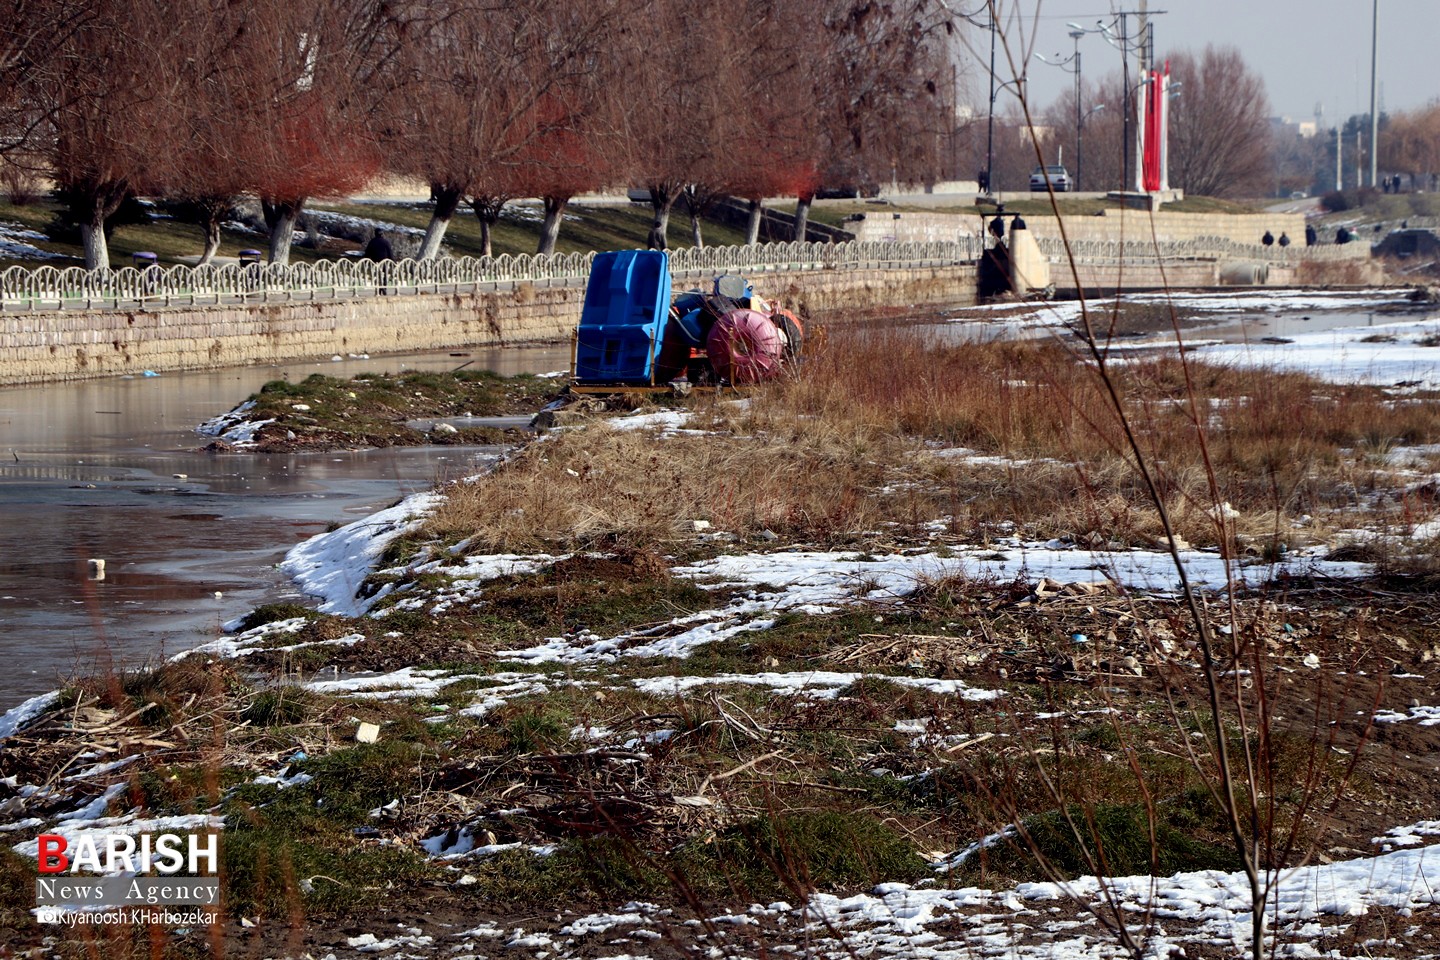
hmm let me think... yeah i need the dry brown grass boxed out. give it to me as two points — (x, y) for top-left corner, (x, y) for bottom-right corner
(425, 413), (925, 551)
(424, 323), (1440, 555)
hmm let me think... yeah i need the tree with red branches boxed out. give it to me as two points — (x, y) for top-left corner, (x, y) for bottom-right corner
(242, 0), (402, 263)
(384, 0), (617, 260)
(22, 0), (175, 268)
(789, 0), (953, 238)
(724, 0), (825, 244)
(614, 0), (723, 250)
(147, 0), (259, 263)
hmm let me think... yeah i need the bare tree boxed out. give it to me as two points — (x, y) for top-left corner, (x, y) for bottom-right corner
(386, 0), (615, 260)
(719, 0), (820, 245)
(787, 0), (952, 237)
(1033, 73), (1125, 193)
(148, 0), (257, 263)
(1381, 103), (1440, 188)
(465, 194), (509, 258)
(245, 0), (402, 263)
(616, 0), (728, 250)
(0, 0), (102, 164)
(23, 0), (181, 269)
(1167, 46), (1272, 199)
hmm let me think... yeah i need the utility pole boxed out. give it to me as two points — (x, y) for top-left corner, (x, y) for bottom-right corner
(1138, 0), (1150, 77)
(1355, 127), (1363, 189)
(1135, 0), (1149, 194)
(1075, 10), (1164, 194)
(1070, 30), (1083, 189)
(1120, 12), (1130, 193)
(1335, 127), (1342, 192)
(985, 5), (997, 194)
(1368, 0), (1379, 188)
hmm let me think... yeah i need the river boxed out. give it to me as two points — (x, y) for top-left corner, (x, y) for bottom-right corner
(0, 344), (572, 709)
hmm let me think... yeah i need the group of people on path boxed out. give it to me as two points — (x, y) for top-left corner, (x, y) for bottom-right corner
(1266, 225), (1356, 246)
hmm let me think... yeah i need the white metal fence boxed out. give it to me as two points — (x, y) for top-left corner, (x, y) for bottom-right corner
(1033, 234), (1374, 265)
(0, 234), (1361, 312)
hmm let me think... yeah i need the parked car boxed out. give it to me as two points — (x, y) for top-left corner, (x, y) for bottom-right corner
(1029, 165), (1072, 192)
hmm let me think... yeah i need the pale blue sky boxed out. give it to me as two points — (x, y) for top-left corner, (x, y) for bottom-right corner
(971, 1), (1438, 124)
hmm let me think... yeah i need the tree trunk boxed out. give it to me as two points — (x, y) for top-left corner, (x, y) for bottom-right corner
(468, 196), (507, 258)
(80, 218), (109, 271)
(419, 186), (462, 260)
(745, 199), (763, 245)
(198, 218), (222, 265)
(684, 192), (704, 249)
(537, 195), (568, 255)
(64, 182), (127, 270)
(262, 198), (304, 264)
(646, 188), (676, 250)
(793, 193), (814, 243)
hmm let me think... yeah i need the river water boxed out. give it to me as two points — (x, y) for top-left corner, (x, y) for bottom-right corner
(0, 344), (571, 709)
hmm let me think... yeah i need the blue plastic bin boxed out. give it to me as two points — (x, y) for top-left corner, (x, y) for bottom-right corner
(572, 251), (672, 384)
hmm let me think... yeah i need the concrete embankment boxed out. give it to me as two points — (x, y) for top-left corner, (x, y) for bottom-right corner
(0, 263), (980, 385)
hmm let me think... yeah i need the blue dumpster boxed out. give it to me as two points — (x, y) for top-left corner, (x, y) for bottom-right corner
(572, 250), (672, 384)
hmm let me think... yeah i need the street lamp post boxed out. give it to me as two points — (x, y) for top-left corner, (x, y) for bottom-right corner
(1036, 35), (1082, 175)
(1069, 30), (1084, 185)
(942, 2), (1000, 194)
(985, 9), (997, 194)
(1368, 0), (1379, 188)
(1077, 104), (1105, 191)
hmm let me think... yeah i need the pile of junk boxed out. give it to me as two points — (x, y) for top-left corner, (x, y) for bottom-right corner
(568, 250), (804, 394)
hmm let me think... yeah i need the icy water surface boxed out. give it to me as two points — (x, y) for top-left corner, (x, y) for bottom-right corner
(0, 344), (570, 708)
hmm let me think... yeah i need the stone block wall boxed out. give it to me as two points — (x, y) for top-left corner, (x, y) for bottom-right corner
(853, 208), (1310, 248)
(0, 264), (981, 385)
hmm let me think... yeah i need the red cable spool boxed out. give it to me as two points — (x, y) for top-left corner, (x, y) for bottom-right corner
(706, 308), (784, 384)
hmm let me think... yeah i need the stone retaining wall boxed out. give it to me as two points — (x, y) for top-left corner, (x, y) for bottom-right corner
(0, 264), (980, 385)
(853, 208), (1313, 249)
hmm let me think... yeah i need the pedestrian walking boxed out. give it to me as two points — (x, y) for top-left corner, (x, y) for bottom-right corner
(1278, 233), (1290, 247)
(365, 229), (395, 262)
(365, 229), (396, 296)
(1262, 230), (1274, 247)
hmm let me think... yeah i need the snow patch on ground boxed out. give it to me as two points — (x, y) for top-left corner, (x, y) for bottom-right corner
(634, 671), (1000, 702)
(0, 691), (59, 740)
(0, 221), (67, 261)
(281, 491), (443, 616)
(1194, 317), (1440, 389)
(607, 410), (695, 434)
(196, 401), (275, 447)
(1374, 703), (1440, 726)
(305, 666), (467, 700)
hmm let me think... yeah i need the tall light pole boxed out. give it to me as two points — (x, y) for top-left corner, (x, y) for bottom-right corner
(1069, 30), (1084, 187)
(1037, 39), (1082, 169)
(1078, 104), (1105, 192)
(985, 8), (997, 193)
(1368, 0), (1379, 188)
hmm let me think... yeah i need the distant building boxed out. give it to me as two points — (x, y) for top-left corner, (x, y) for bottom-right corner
(1271, 117), (1318, 139)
